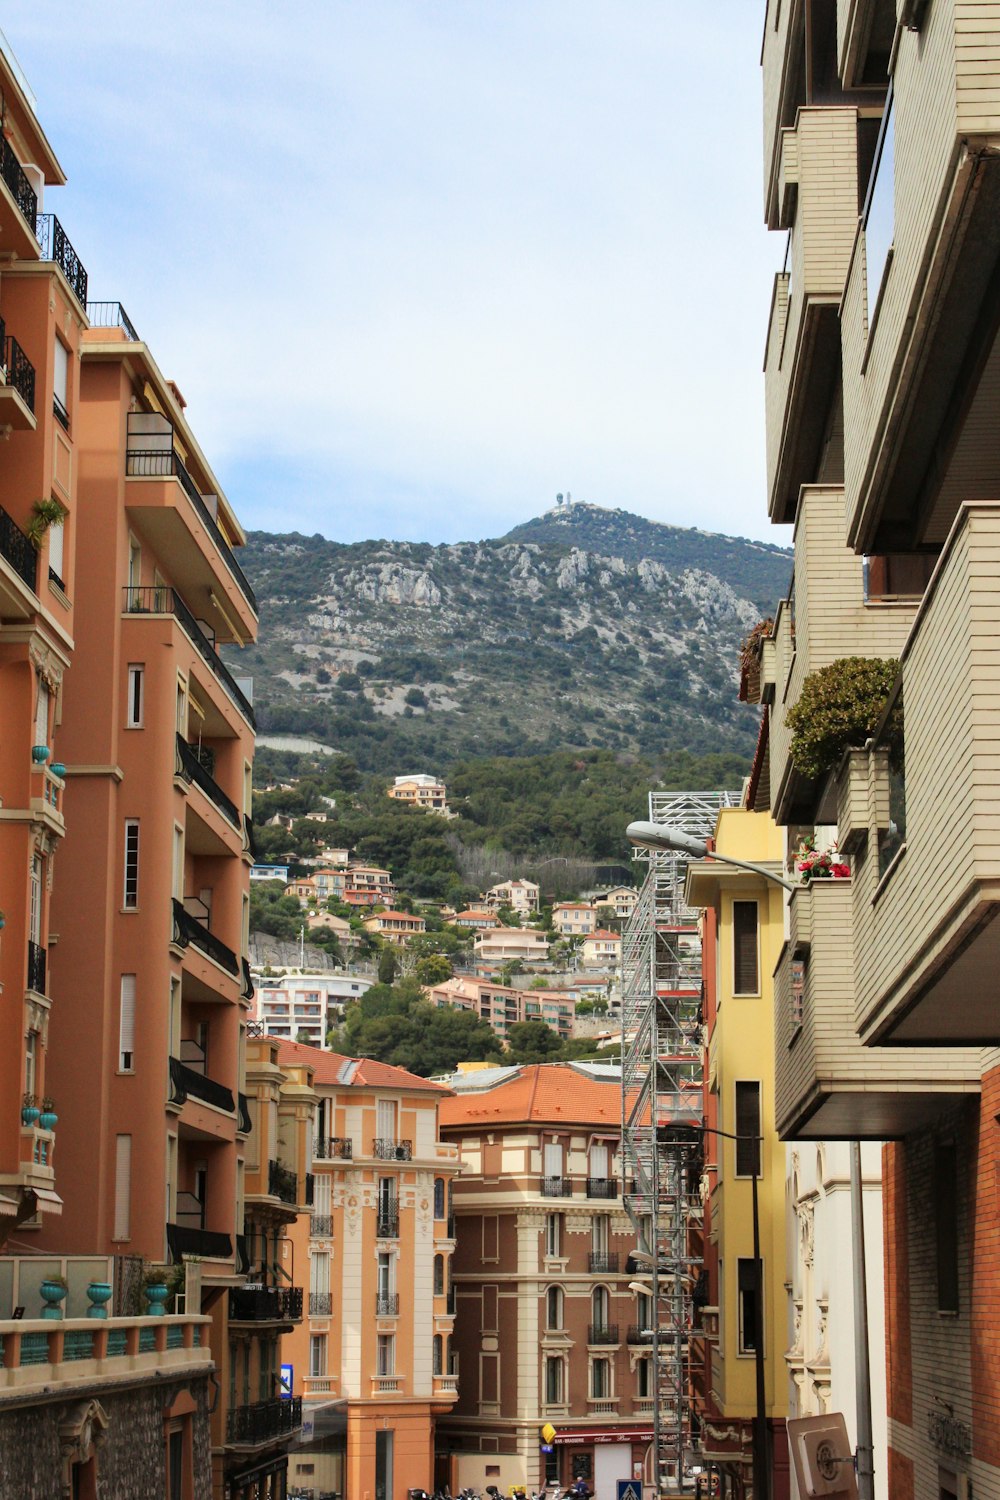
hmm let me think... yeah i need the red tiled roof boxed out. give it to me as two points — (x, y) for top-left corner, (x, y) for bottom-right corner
(439, 1063), (620, 1127)
(587, 930), (621, 941)
(272, 1038), (450, 1093)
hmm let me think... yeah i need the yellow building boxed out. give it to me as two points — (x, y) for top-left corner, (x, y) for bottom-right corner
(685, 808), (790, 1500)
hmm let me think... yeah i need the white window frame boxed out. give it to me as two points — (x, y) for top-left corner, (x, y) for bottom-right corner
(126, 665), (144, 728)
(545, 1213), (561, 1258)
(123, 819), (140, 909)
(119, 975), (136, 1072)
(309, 1333), (327, 1378)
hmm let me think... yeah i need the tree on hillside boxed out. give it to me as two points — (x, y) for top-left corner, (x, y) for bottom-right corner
(378, 947), (399, 986)
(414, 954), (453, 986)
(335, 978), (502, 1076)
(507, 1021), (564, 1064)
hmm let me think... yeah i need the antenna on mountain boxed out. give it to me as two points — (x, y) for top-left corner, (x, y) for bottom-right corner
(566, 490), (572, 505)
(555, 493), (565, 508)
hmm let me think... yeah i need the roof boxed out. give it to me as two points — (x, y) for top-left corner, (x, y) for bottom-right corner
(587, 930), (621, 942)
(438, 1062), (621, 1127)
(272, 1038), (450, 1093)
(554, 902), (593, 911)
(364, 910), (423, 922)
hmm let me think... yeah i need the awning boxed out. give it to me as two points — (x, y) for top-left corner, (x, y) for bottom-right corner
(553, 1429), (653, 1446)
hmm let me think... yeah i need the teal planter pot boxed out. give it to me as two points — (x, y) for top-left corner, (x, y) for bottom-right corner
(39, 1111), (57, 1131)
(86, 1281), (113, 1319)
(31, 745), (50, 764)
(39, 1280), (68, 1319)
(21, 1106), (40, 1127)
(49, 762), (66, 779)
(144, 1282), (169, 1316)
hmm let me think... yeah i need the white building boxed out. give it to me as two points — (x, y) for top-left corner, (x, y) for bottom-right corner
(483, 879), (540, 915)
(252, 972), (374, 1047)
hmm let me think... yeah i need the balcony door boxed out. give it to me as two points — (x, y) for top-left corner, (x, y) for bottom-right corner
(377, 1098), (397, 1145)
(543, 1140), (562, 1182)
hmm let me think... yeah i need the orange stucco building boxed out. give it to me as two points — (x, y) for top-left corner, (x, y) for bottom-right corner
(271, 1040), (460, 1500)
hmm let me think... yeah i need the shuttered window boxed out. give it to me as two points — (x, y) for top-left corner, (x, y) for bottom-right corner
(119, 975), (136, 1072)
(732, 901), (759, 995)
(738, 1257), (761, 1354)
(114, 1134), (132, 1239)
(126, 665), (144, 727)
(123, 820), (140, 909)
(735, 1082), (761, 1177)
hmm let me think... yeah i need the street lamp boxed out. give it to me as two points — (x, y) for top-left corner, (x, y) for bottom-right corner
(626, 822), (797, 893)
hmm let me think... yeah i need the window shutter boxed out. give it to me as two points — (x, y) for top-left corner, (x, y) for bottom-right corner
(733, 901), (759, 995)
(119, 976), (136, 1070)
(114, 1135), (132, 1239)
(735, 1082), (761, 1176)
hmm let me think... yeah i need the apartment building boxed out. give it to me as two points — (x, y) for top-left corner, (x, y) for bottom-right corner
(342, 865), (396, 908)
(581, 931), (621, 969)
(473, 928), (550, 967)
(253, 972), (373, 1047)
(438, 1064), (651, 1500)
(362, 909), (427, 945)
(552, 903), (598, 937)
(427, 975), (575, 1042)
(483, 879), (540, 915)
(453, 909), (499, 930)
(754, 5), (1000, 1495)
(387, 773), (451, 814)
(274, 1040), (459, 1500)
(591, 887), (638, 923)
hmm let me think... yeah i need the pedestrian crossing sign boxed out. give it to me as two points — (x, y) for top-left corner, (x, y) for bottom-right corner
(617, 1483), (641, 1500)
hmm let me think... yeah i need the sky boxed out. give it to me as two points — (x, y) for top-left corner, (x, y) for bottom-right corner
(5, 2), (789, 549)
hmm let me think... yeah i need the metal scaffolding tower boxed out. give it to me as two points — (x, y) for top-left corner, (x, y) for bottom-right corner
(621, 790), (740, 1496)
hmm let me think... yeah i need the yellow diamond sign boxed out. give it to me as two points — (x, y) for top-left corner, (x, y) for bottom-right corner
(541, 1423), (557, 1445)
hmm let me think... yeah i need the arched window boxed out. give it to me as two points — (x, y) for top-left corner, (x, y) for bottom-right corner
(434, 1254), (445, 1296)
(546, 1285), (563, 1330)
(434, 1177), (446, 1219)
(591, 1285), (609, 1331)
(433, 1334), (443, 1375)
(544, 1356), (563, 1405)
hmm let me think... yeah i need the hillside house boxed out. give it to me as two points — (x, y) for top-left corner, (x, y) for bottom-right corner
(428, 975), (574, 1041)
(483, 879), (540, 916)
(581, 931), (621, 968)
(387, 773), (451, 814)
(473, 928), (550, 966)
(551, 901), (598, 937)
(453, 909), (499, 930)
(362, 910), (427, 946)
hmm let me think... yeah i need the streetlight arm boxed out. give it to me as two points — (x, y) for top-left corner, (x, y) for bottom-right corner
(625, 821), (797, 892)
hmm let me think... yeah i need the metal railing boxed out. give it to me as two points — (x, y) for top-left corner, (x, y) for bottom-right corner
(226, 1395), (302, 1446)
(588, 1323), (619, 1344)
(168, 1056), (235, 1115)
(175, 734), (240, 827)
(305, 1173), (314, 1206)
(309, 1291), (332, 1316)
(4, 334), (34, 412)
(52, 391), (69, 430)
(315, 1137), (352, 1160)
(27, 940), (46, 995)
(373, 1138), (412, 1161)
(268, 1158), (298, 1204)
(627, 1326), (654, 1343)
(36, 214), (88, 306)
(85, 301), (139, 340)
(587, 1177), (618, 1199)
(243, 813), (260, 862)
(0, 504), (37, 591)
(124, 438), (257, 614)
(0, 138), (36, 224)
(541, 1176), (572, 1197)
(171, 898), (239, 976)
(237, 1093), (252, 1134)
(123, 586), (255, 728)
(166, 1223), (232, 1262)
(376, 1205), (399, 1239)
(376, 1292), (399, 1316)
(310, 1215), (332, 1238)
(235, 1235), (250, 1275)
(588, 1252), (619, 1273)
(229, 1285), (302, 1322)
(241, 958), (254, 1003)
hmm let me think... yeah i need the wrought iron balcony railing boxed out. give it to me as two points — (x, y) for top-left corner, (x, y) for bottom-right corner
(588, 1252), (619, 1273)
(241, 957), (254, 1003)
(124, 586), (255, 728)
(124, 435), (257, 614)
(309, 1291), (332, 1316)
(373, 1138), (412, 1161)
(36, 214), (88, 306)
(85, 301), (139, 340)
(305, 1172), (315, 1206)
(226, 1395), (302, 1446)
(588, 1323), (619, 1344)
(235, 1233), (250, 1276)
(0, 504), (37, 592)
(0, 138), (36, 225)
(376, 1292), (399, 1316)
(171, 898), (239, 976)
(175, 734), (240, 827)
(587, 1177), (618, 1199)
(627, 1326), (654, 1343)
(168, 1055), (235, 1115)
(229, 1285), (303, 1323)
(268, 1158), (298, 1204)
(315, 1136), (353, 1160)
(167, 1223), (233, 1262)
(310, 1215), (332, 1238)
(27, 940), (46, 996)
(541, 1176), (572, 1197)
(242, 813), (260, 862)
(376, 1206), (399, 1239)
(237, 1093), (252, 1134)
(4, 334), (35, 412)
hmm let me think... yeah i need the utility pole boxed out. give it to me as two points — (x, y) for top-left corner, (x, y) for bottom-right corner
(850, 1143), (875, 1500)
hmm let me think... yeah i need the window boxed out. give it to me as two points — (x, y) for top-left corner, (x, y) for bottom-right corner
(377, 1252), (393, 1299)
(24, 1029), (37, 1101)
(119, 975), (136, 1071)
(863, 90), (895, 321)
(52, 337), (69, 428)
(732, 901), (759, 995)
(935, 1141), (959, 1313)
(589, 1141), (609, 1182)
(735, 1082), (762, 1177)
(544, 1356), (563, 1405)
(737, 1258), (762, 1355)
(29, 855), (42, 944)
(376, 1097), (397, 1143)
(591, 1215), (609, 1255)
(48, 519), (65, 589)
(433, 1334), (443, 1375)
(592, 1285), (609, 1330)
(543, 1139), (563, 1184)
(434, 1254), (445, 1297)
(309, 1334), (327, 1378)
(636, 1357), (652, 1398)
(590, 1357), (610, 1399)
(35, 679), (49, 748)
(635, 1292), (652, 1335)
(546, 1286), (563, 1330)
(377, 1334), (395, 1377)
(167, 1428), (184, 1500)
(114, 1134), (132, 1239)
(545, 1213), (561, 1258)
(123, 820), (140, 909)
(126, 665), (144, 728)
(434, 1177), (446, 1218)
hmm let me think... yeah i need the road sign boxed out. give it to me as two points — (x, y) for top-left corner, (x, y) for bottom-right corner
(279, 1363), (293, 1398)
(617, 1483), (642, 1500)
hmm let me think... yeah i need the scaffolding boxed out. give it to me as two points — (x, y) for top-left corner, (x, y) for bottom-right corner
(621, 790), (740, 1496)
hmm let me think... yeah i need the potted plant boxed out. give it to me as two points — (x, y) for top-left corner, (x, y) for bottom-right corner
(49, 762), (66, 779)
(794, 836), (851, 882)
(21, 1093), (40, 1127)
(85, 1278), (113, 1319)
(142, 1265), (171, 1316)
(31, 744), (50, 765)
(787, 656), (901, 781)
(26, 496), (68, 550)
(39, 1272), (69, 1318)
(39, 1097), (58, 1131)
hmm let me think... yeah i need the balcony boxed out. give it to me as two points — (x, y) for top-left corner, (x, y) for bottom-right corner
(169, 1056), (235, 1116)
(35, 214), (88, 308)
(588, 1252), (619, 1274)
(773, 877), (978, 1139)
(310, 1215), (332, 1238)
(85, 301), (139, 340)
(0, 1312), (210, 1396)
(226, 1395), (302, 1447)
(125, 413), (258, 619)
(268, 1159), (298, 1204)
(308, 1292), (332, 1317)
(376, 1293), (399, 1317)
(166, 1223), (233, 1262)
(587, 1324), (619, 1345)
(0, 504), (37, 606)
(171, 898), (239, 977)
(242, 814), (260, 862)
(541, 1176), (572, 1198)
(376, 1205), (399, 1239)
(229, 1286), (303, 1323)
(2, 333), (35, 422)
(315, 1136), (353, 1161)
(0, 137), (36, 230)
(586, 1177), (618, 1199)
(764, 108), (861, 525)
(373, 1138), (412, 1161)
(237, 1093), (252, 1135)
(124, 586), (255, 728)
(175, 734), (240, 829)
(627, 1326), (653, 1344)
(241, 958), (254, 1003)
(26, 940), (46, 996)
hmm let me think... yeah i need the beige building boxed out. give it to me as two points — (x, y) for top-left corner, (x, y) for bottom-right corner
(473, 928), (550, 967)
(427, 975), (574, 1042)
(552, 903), (598, 937)
(362, 909), (427, 945)
(483, 879), (540, 916)
(387, 774), (450, 814)
(580, 931), (621, 969)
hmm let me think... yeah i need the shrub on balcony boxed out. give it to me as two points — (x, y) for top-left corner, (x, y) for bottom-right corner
(738, 617), (774, 704)
(787, 657), (900, 780)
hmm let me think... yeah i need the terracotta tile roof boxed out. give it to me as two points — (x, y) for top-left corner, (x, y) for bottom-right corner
(438, 1063), (621, 1127)
(587, 930), (621, 941)
(272, 1038), (451, 1093)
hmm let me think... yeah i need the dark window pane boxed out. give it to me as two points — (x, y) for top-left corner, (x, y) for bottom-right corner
(735, 1082), (761, 1177)
(733, 902), (759, 995)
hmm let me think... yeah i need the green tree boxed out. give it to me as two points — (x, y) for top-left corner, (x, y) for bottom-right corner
(378, 946), (399, 986)
(507, 1020), (564, 1063)
(414, 954), (453, 986)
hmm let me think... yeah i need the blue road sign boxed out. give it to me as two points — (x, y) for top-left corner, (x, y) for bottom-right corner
(617, 1483), (641, 1500)
(279, 1362), (293, 1398)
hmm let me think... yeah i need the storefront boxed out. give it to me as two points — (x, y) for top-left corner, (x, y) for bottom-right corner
(551, 1427), (653, 1500)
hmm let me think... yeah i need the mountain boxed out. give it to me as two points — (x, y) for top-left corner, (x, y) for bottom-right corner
(233, 502), (790, 775)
